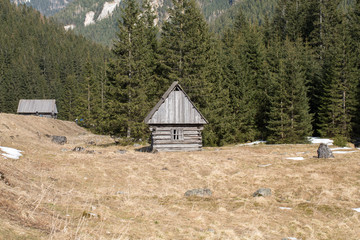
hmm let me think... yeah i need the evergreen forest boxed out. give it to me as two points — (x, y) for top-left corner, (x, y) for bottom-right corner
(1, 0), (360, 146)
(52, 0), (277, 46)
(0, 0), (111, 125)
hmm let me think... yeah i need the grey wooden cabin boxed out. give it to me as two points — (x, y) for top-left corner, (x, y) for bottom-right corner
(145, 82), (208, 152)
(17, 99), (58, 118)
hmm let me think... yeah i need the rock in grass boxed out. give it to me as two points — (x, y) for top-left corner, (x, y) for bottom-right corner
(317, 143), (334, 158)
(0, 171), (10, 186)
(184, 188), (212, 197)
(51, 136), (67, 145)
(253, 188), (271, 197)
(116, 150), (127, 154)
(82, 211), (100, 218)
(73, 146), (85, 152)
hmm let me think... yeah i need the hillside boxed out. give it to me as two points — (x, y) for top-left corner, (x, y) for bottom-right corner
(53, 0), (271, 46)
(11, 0), (357, 46)
(10, 0), (74, 16)
(1, 113), (360, 239)
(0, 0), (110, 118)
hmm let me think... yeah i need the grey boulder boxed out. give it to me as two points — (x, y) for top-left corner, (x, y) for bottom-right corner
(51, 136), (67, 145)
(184, 188), (212, 197)
(253, 188), (272, 197)
(317, 143), (334, 158)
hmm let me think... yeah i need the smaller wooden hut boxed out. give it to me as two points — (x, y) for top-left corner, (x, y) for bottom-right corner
(145, 82), (208, 152)
(17, 99), (58, 118)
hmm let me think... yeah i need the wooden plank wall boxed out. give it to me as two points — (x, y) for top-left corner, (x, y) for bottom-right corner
(148, 90), (206, 124)
(151, 125), (203, 152)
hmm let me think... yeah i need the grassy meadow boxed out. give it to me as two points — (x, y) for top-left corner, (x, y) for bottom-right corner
(0, 114), (359, 239)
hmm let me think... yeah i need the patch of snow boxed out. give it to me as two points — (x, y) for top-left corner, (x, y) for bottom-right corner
(332, 151), (357, 154)
(308, 137), (333, 145)
(286, 157), (304, 161)
(97, 0), (121, 21)
(258, 164), (272, 168)
(238, 141), (266, 146)
(0, 146), (23, 160)
(64, 24), (75, 30)
(154, 18), (159, 26)
(150, 0), (164, 9)
(84, 11), (96, 26)
(352, 208), (360, 212)
(330, 147), (352, 150)
(279, 207), (292, 210)
(150, 0), (163, 26)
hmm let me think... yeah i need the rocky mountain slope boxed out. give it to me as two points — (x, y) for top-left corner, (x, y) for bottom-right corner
(10, 0), (74, 15)
(53, 0), (275, 46)
(9, 0), (277, 45)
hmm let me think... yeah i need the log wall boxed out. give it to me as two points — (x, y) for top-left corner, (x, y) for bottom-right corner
(150, 125), (204, 152)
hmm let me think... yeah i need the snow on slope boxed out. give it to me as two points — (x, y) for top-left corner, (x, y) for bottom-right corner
(97, 0), (121, 21)
(64, 24), (76, 30)
(84, 11), (96, 26)
(0, 146), (23, 160)
(308, 137), (333, 145)
(286, 157), (304, 161)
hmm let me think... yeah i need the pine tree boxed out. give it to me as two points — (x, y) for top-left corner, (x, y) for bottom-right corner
(317, 2), (357, 139)
(105, 0), (154, 139)
(140, 0), (160, 106)
(62, 74), (76, 120)
(159, 0), (212, 109)
(233, 27), (264, 142)
(159, 0), (225, 145)
(348, 0), (360, 137)
(222, 8), (269, 142)
(83, 57), (102, 126)
(267, 39), (313, 143)
(201, 37), (234, 146)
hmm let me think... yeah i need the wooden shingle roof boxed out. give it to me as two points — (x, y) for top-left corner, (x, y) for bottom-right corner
(17, 99), (58, 114)
(145, 82), (208, 125)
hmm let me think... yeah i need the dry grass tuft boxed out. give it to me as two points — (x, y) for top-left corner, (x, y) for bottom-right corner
(0, 113), (359, 239)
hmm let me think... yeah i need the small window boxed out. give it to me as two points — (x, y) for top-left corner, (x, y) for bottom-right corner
(172, 128), (183, 141)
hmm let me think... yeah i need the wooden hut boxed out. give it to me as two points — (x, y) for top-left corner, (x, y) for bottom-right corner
(17, 99), (58, 118)
(144, 82), (208, 152)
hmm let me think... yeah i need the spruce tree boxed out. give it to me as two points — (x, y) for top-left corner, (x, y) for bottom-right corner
(159, 0), (212, 109)
(140, 0), (160, 106)
(317, 4), (357, 139)
(105, 0), (154, 139)
(83, 58), (102, 126)
(222, 9), (268, 142)
(159, 0), (225, 145)
(59, 74), (77, 120)
(348, 0), (360, 137)
(202, 37), (233, 146)
(267, 39), (312, 143)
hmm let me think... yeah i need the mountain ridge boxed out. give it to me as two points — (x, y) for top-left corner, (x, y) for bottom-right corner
(11, 0), (73, 15)
(53, 0), (271, 46)
(9, 0), (278, 46)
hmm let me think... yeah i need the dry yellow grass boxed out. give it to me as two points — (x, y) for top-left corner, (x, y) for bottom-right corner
(0, 113), (360, 239)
